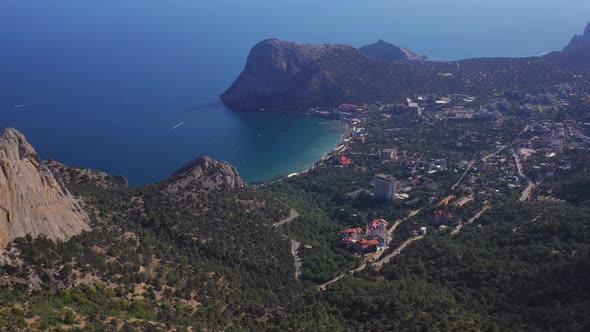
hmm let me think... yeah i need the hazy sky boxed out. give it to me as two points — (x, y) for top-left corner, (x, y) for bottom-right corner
(2, 0), (589, 60)
(1, 0), (589, 96)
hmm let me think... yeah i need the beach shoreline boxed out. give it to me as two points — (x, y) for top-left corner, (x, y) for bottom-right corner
(254, 120), (353, 186)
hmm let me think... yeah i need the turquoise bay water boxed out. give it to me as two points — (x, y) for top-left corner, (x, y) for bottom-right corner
(1, 0), (589, 184)
(0, 99), (344, 184)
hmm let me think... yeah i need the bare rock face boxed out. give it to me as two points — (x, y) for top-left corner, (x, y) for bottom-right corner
(167, 156), (246, 194)
(0, 128), (90, 247)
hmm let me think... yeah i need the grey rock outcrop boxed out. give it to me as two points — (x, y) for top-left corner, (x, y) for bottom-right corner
(167, 156), (246, 194)
(0, 128), (90, 247)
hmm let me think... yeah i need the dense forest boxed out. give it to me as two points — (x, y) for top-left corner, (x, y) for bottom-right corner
(3, 174), (590, 331)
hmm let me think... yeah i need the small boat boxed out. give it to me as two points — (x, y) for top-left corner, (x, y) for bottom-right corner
(13, 104), (31, 108)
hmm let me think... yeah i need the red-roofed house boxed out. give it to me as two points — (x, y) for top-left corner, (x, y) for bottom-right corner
(339, 155), (352, 165)
(342, 227), (364, 240)
(366, 239), (380, 246)
(338, 104), (364, 113)
(355, 238), (379, 253)
(432, 210), (453, 227)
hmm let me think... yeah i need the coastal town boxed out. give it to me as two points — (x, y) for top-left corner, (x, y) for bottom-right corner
(273, 80), (590, 284)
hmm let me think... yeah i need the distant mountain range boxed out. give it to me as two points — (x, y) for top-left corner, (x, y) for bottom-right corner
(221, 22), (590, 110)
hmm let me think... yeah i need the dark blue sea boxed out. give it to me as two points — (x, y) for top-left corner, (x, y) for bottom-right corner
(1, 0), (588, 184)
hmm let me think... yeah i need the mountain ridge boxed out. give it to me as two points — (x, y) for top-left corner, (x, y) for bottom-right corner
(221, 38), (576, 110)
(359, 39), (425, 61)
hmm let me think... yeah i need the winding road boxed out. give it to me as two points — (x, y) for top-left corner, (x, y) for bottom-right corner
(273, 208), (300, 227)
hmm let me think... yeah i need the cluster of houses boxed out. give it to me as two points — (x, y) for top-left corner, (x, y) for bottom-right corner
(315, 103), (367, 120)
(440, 106), (501, 121)
(341, 219), (389, 254)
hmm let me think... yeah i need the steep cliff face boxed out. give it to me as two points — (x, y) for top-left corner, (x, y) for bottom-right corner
(0, 129), (90, 247)
(220, 39), (354, 110)
(167, 156), (246, 194)
(359, 39), (424, 61)
(544, 22), (590, 74)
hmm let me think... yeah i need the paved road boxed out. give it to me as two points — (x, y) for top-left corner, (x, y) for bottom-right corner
(520, 182), (535, 202)
(291, 240), (303, 282)
(451, 161), (474, 190)
(513, 151), (536, 202)
(453, 146), (507, 190)
(373, 235), (424, 270)
(318, 208), (424, 290)
(273, 208), (300, 227)
(451, 205), (491, 235)
(513, 152), (525, 178)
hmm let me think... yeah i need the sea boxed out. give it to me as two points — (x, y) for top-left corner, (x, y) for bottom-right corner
(1, 0), (589, 184)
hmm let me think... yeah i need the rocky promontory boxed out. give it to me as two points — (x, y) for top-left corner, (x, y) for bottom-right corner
(220, 39), (355, 110)
(221, 38), (575, 110)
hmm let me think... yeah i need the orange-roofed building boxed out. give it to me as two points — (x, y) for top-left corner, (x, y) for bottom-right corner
(355, 238), (380, 254)
(433, 210), (453, 227)
(438, 195), (456, 207)
(342, 227), (364, 240)
(342, 237), (355, 244)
